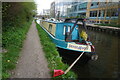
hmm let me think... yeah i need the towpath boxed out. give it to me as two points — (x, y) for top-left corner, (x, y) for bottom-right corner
(11, 21), (51, 78)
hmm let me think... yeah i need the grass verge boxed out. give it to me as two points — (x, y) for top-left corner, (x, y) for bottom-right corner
(35, 20), (77, 79)
(2, 20), (32, 79)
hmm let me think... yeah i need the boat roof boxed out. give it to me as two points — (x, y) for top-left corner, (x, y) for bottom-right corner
(42, 18), (88, 24)
(43, 20), (62, 24)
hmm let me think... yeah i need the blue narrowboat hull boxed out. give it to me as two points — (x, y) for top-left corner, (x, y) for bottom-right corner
(40, 23), (93, 53)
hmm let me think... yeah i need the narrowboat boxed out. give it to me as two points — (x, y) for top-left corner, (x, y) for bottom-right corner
(39, 18), (98, 61)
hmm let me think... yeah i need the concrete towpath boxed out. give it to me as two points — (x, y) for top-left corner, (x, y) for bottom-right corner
(11, 21), (51, 78)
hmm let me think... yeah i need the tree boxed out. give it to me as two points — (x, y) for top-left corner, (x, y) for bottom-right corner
(2, 2), (37, 31)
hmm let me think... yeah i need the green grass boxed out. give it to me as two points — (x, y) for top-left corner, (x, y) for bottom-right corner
(35, 20), (77, 79)
(94, 23), (120, 28)
(2, 20), (32, 79)
(0, 53), (2, 79)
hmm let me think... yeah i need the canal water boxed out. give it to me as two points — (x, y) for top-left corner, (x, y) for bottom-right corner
(58, 29), (120, 78)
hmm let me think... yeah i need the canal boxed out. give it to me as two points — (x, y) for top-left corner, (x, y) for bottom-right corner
(58, 29), (120, 78)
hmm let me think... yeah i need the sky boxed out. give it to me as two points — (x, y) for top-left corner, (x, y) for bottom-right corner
(34, 0), (55, 15)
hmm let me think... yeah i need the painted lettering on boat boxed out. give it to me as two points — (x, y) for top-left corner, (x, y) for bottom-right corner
(67, 43), (91, 52)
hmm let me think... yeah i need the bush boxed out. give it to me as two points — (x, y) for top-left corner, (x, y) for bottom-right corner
(2, 2), (36, 79)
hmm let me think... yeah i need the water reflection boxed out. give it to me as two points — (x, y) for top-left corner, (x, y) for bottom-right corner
(58, 30), (119, 78)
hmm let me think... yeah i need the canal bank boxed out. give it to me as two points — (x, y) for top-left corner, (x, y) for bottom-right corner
(78, 23), (120, 36)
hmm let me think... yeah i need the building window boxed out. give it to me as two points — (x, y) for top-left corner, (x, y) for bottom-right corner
(106, 9), (118, 17)
(115, 12), (118, 16)
(90, 11), (97, 17)
(79, 2), (87, 10)
(102, 10), (105, 17)
(98, 10), (101, 17)
(91, 3), (93, 6)
(91, 2), (99, 7)
(74, 5), (77, 11)
(90, 11), (93, 17)
(106, 9), (111, 17)
(97, 2), (99, 5)
(94, 11), (97, 17)
(113, 9), (118, 17)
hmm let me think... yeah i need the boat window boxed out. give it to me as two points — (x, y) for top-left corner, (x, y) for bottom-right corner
(48, 24), (52, 33)
(68, 26), (71, 32)
(63, 25), (66, 35)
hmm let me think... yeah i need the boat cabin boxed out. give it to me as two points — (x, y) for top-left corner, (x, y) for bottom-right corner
(40, 18), (88, 43)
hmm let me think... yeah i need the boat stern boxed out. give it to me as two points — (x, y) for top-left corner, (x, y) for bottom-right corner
(66, 42), (95, 53)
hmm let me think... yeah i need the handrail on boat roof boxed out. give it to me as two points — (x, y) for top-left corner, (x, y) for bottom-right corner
(65, 18), (89, 42)
(64, 18), (88, 23)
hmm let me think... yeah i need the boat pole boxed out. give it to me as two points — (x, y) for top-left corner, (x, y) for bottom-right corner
(64, 45), (88, 74)
(53, 45), (89, 77)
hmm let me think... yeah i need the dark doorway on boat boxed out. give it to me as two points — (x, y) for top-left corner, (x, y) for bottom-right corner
(65, 26), (72, 42)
